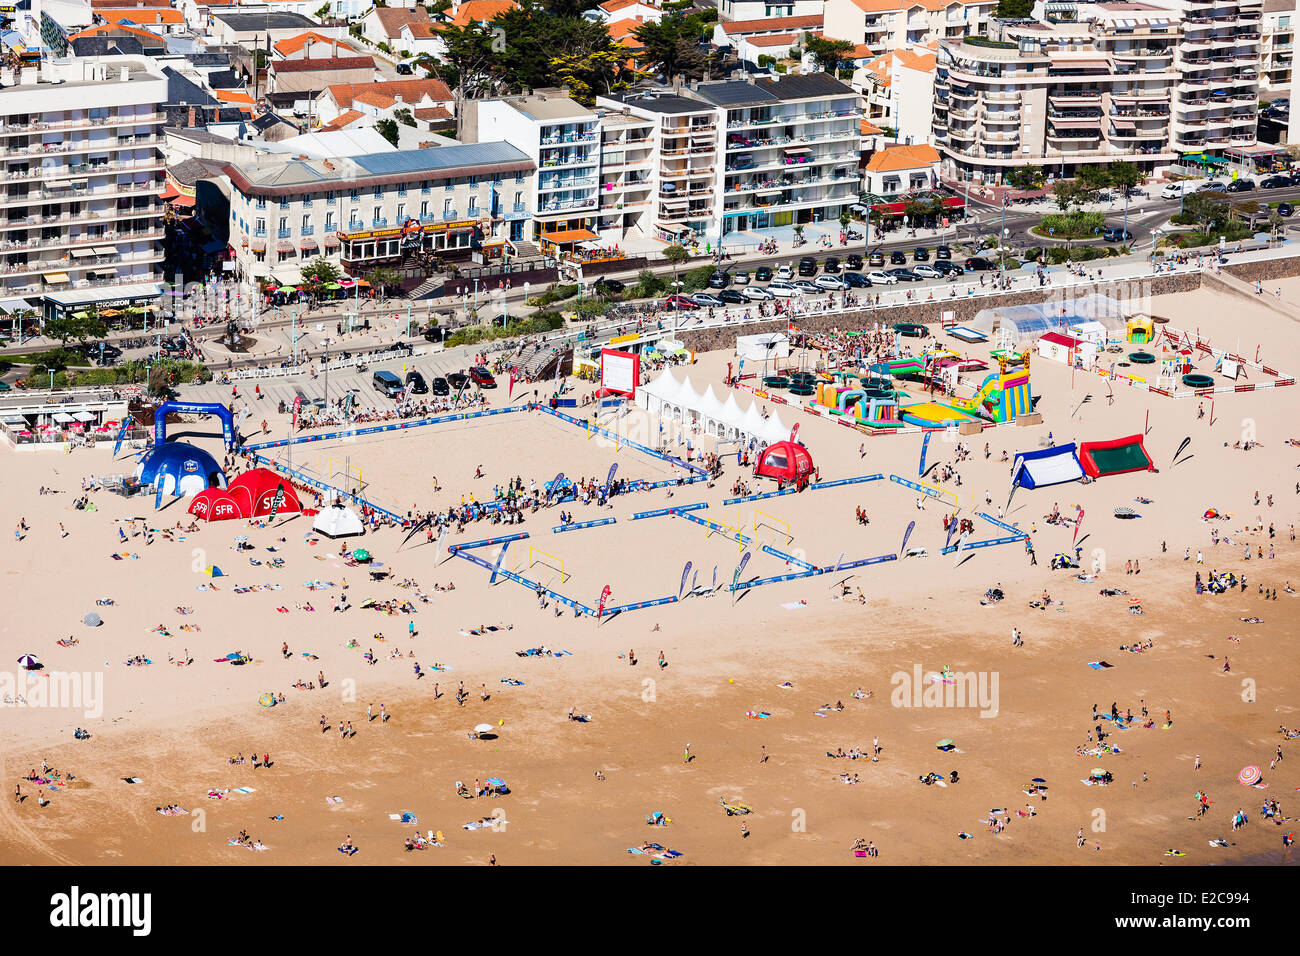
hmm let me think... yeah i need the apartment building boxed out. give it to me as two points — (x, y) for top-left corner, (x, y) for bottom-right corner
(223, 144), (535, 284)
(857, 46), (938, 145)
(719, 0), (824, 20)
(474, 92), (602, 246)
(824, 0), (996, 57)
(1261, 0), (1294, 99)
(935, 4), (1193, 185)
(595, 90), (720, 245)
(0, 56), (167, 321)
(696, 74), (862, 239)
(594, 108), (656, 240)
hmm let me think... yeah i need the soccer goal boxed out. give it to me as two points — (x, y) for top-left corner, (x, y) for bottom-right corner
(514, 546), (569, 588)
(753, 509), (792, 547)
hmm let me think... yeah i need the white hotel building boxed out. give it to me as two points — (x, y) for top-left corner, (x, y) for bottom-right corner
(0, 56), (167, 320)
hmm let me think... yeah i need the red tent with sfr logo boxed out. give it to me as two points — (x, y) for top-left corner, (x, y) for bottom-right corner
(227, 468), (304, 517)
(188, 486), (252, 521)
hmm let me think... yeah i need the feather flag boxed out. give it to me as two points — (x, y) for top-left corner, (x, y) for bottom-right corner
(899, 519), (916, 558)
(678, 561), (692, 599)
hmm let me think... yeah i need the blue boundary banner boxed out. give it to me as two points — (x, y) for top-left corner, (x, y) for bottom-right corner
(723, 487), (800, 506)
(245, 406), (526, 452)
(448, 532), (531, 555)
(631, 503), (708, 520)
(827, 553), (898, 572)
(730, 566), (824, 591)
(941, 534), (1026, 554)
(974, 512), (1029, 538)
(888, 474), (948, 502)
(539, 406), (708, 476)
(679, 510), (754, 547)
(602, 595), (679, 615)
(553, 517), (617, 533)
(808, 474), (885, 491)
(761, 545), (817, 571)
(249, 453), (405, 523)
(453, 549), (596, 616)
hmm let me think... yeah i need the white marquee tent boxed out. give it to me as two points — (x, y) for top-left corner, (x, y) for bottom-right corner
(636, 370), (789, 446)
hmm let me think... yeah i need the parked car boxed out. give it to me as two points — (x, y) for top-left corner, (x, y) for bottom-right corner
(373, 370), (403, 397)
(866, 270), (897, 285)
(404, 371), (428, 394)
(775, 264), (794, 280)
(889, 250), (907, 265)
(815, 274), (848, 290)
(964, 256), (995, 270)
(846, 253), (863, 270)
(754, 266), (773, 282)
(868, 251), (885, 267)
(1102, 227), (1133, 242)
(913, 247), (930, 261)
(664, 294), (699, 310)
(934, 245), (952, 260)
(843, 271), (872, 288)
(887, 268), (921, 282)
(1261, 175), (1293, 189)
(732, 270), (751, 286)
(1225, 178), (1255, 193)
(707, 272), (730, 289)
(719, 289), (746, 304)
(798, 256), (818, 276)
(822, 257), (841, 273)
(913, 264), (942, 279)
(595, 277), (625, 293)
(933, 261), (964, 276)
(1278, 201), (1295, 217)
(741, 285), (773, 301)
(767, 280), (800, 297)
(1160, 181), (1195, 199)
(1197, 180), (1227, 192)
(447, 371), (469, 390)
(431, 376), (450, 396)
(692, 292), (724, 307)
(794, 279), (823, 294)
(470, 366), (496, 387)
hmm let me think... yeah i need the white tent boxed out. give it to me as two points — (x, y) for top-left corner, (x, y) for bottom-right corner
(313, 505), (364, 539)
(740, 401), (771, 444)
(697, 385), (728, 434)
(637, 370), (680, 415)
(763, 409), (790, 445)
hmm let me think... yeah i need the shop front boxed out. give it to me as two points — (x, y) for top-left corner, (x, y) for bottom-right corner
(42, 283), (164, 324)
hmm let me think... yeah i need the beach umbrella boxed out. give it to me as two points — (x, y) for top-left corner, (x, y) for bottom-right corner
(1238, 765), (1261, 786)
(1031, 777), (1047, 784)
(486, 777), (506, 788)
(258, 693), (276, 707)
(83, 612), (102, 627)
(1090, 768), (1107, 777)
(936, 738), (955, 749)
(473, 723), (494, 736)
(16, 654), (40, 670)
(351, 548), (371, 562)
(1113, 506), (1137, 517)
(204, 565), (224, 577)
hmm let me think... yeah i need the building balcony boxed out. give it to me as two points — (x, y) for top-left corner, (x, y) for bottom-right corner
(539, 177), (597, 191)
(0, 112), (165, 137)
(277, 228), (291, 239)
(981, 130), (1020, 144)
(981, 109), (1021, 123)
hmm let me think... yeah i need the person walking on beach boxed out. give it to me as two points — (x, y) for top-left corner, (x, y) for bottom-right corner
(683, 743), (692, 764)
(1195, 754), (1201, 771)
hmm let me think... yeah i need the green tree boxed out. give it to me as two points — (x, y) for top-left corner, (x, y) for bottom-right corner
(375, 118), (400, 147)
(995, 0), (1034, 17)
(43, 313), (106, 348)
(1107, 161), (1142, 197)
(662, 243), (690, 296)
(434, 21), (502, 141)
(1182, 192), (1227, 232)
(301, 257), (342, 287)
(804, 35), (856, 73)
(1005, 165), (1045, 190)
(1075, 165), (1111, 198)
(495, 2), (627, 97)
(634, 14), (711, 81)
(393, 107), (415, 127)
(1050, 179), (1087, 213)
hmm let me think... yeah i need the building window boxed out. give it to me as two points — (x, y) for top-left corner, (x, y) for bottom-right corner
(325, 211), (335, 229)
(349, 189), (359, 201)
(420, 200), (428, 217)
(372, 186), (383, 198)
(444, 198), (452, 214)
(514, 191), (522, 205)
(468, 196), (477, 214)
(515, 172), (524, 183)
(302, 214), (310, 231)
(396, 203), (405, 222)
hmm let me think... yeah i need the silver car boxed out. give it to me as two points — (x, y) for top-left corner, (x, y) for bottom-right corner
(814, 274), (848, 290)
(866, 270), (898, 285)
(913, 264), (942, 279)
(741, 285), (772, 301)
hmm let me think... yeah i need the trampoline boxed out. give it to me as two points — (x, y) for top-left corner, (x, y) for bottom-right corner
(1182, 373), (1215, 389)
(894, 323), (927, 338)
(864, 387), (894, 400)
(789, 372), (817, 384)
(762, 376), (790, 389)
(1128, 351), (1156, 364)
(788, 384), (815, 396)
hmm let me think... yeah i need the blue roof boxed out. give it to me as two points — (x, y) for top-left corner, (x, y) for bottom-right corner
(353, 143), (531, 175)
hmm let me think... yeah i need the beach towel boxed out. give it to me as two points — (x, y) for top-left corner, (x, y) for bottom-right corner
(122, 777), (142, 784)
(337, 846), (358, 856)
(326, 796), (343, 804)
(780, 602), (807, 610)
(234, 787), (256, 795)
(745, 711), (772, 719)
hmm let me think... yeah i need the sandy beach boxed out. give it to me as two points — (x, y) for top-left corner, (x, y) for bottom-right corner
(2, 280), (1298, 867)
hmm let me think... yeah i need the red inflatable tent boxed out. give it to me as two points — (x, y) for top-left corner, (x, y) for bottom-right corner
(753, 440), (814, 484)
(188, 486), (251, 521)
(227, 468), (304, 517)
(1078, 435), (1155, 478)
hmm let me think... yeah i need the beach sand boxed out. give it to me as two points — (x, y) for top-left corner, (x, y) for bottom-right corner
(1, 282), (1298, 866)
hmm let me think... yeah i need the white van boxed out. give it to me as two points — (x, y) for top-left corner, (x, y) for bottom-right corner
(1160, 181), (1193, 199)
(767, 280), (800, 297)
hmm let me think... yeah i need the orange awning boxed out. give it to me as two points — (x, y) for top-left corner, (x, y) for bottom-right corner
(541, 228), (599, 245)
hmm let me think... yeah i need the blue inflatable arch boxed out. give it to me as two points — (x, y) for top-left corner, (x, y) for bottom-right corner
(153, 402), (237, 450)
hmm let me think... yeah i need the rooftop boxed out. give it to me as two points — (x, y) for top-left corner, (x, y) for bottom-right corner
(211, 11), (317, 30)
